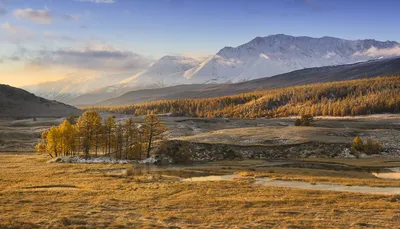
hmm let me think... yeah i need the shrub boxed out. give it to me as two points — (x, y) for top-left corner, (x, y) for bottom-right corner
(301, 114), (314, 126)
(352, 136), (364, 152)
(294, 115), (314, 126)
(294, 119), (302, 126)
(364, 139), (383, 154)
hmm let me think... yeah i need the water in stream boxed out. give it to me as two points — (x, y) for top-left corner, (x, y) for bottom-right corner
(372, 167), (400, 180)
(182, 174), (400, 195)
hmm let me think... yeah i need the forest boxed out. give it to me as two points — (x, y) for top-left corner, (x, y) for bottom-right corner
(87, 76), (400, 118)
(35, 111), (167, 159)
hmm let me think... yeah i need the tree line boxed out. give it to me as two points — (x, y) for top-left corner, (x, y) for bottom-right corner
(87, 76), (400, 118)
(35, 111), (168, 159)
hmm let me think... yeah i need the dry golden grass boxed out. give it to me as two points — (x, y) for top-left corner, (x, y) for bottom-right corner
(300, 157), (400, 167)
(1, 153), (400, 228)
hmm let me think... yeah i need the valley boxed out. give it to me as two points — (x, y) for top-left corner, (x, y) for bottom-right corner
(2, 76), (400, 228)
(2, 1), (400, 228)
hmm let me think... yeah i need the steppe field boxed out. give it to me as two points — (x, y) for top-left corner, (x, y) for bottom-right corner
(1, 115), (400, 228)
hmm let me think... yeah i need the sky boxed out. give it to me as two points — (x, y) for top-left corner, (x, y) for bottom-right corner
(1, 0), (400, 87)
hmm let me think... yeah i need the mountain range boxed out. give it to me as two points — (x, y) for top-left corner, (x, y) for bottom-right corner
(24, 34), (400, 105)
(94, 57), (400, 106)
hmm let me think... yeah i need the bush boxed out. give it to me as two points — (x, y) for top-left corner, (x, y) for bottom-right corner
(364, 139), (382, 154)
(352, 137), (383, 154)
(294, 115), (314, 126)
(294, 119), (302, 126)
(352, 136), (364, 152)
(301, 114), (314, 126)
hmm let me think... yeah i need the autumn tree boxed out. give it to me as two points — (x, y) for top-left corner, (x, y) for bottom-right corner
(104, 116), (116, 155)
(67, 115), (77, 125)
(115, 123), (124, 159)
(143, 113), (168, 158)
(46, 126), (61, 157)
(124, 117), (138, 159)
(77, 110), (102, 158)
(59, 120), (75, 156)
(35, 130), (49, 157)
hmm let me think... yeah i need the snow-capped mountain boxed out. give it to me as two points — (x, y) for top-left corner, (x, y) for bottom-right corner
(24, 34), (400, 104)
(118, 55), (203, 88)
(184, 34), (400, 83)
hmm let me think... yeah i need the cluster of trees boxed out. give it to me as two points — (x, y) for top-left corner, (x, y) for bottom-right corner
(352, 136), (382, 155)
(35, 111), (168, 159)
(88, 76), (400, 118)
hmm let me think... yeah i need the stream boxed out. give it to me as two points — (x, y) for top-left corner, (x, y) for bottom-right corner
(182, 174), (400, 195)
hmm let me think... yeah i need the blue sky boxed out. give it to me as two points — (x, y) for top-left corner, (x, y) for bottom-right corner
(1, 0), (400, 86)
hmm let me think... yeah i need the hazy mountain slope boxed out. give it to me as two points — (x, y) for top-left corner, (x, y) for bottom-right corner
(95, 57), (400, 106)
(185, 34), (399, 83)
(0, 84), (82, 118)
(23, 72), (138, 103)
(118, 56), (202, 88)
(68, 56), (203, 105)
(95, 84), (217, 106)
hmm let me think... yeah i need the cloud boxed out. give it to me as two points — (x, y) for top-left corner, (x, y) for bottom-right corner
(1, 22), (35, 40)
(76, 0), (115, 3)
(13, 8), (53, 24)
(353, 46), (400, 57)
(27, 43), (152, 72)
(2, 22), (22, 33)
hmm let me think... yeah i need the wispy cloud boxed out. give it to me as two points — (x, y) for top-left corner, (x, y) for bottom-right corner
(1, 22), (21, 33)
(13, 8), (53, 24)
(353, 46), (400, 57)
(76, 0), (116, 3)
(24, 42), (152, 72)
(1, 22), (35, 40)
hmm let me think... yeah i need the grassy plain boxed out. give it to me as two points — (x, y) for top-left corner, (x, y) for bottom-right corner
(1, 153), (400, 228)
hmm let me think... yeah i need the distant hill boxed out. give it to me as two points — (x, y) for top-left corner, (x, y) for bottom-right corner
(90, 76), (400, 118)
(0, 84), (82, 118)
(94, 84), (217, 106)
(95, 57), (400, 106)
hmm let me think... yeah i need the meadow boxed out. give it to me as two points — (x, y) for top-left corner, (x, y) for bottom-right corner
(1, 153), (400, 228)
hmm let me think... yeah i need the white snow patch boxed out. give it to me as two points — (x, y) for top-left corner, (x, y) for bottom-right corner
(138, 156), (159, 164)
(335, 148), (356, 158)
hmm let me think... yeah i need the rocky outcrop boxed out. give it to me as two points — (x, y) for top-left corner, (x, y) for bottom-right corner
(162, 140), (351, 164)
